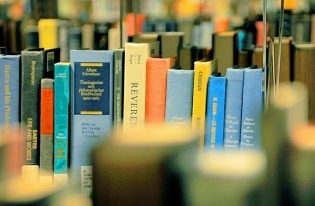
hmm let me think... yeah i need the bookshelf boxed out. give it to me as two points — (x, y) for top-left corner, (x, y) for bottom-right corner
(0, 0), (315, 205)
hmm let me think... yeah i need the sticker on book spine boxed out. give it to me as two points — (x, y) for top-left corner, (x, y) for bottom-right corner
(74, 62), (110, 115)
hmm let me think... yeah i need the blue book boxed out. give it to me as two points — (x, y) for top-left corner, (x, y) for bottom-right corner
(240, 68), (263, 149)
(165, 69), (194, 123)
(70, 50), (113, 195)
(54, 63), (70, 175)
(224, 68), (244, 149)
(205, 75), (227, 150)
(0, 54), (20, 126)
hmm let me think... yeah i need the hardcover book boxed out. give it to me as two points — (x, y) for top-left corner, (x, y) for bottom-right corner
(159, 32), (184, 65)
(165, 69), (194, 124)
(224, 68), (244, 149)
(39, 78), (54, 182)
(21, 50), (44, 165)
(54, 62), (70, 185)
(213, 31), (238, 75)
(70, 50), (113, 195)
(192, 60), (215, 146)
(0, 54), (20, 127)
(113, 49), (124, 127)
(240, 68), (263, 149)
(293, 43), (315, 120)
(123, 43), (149, 129)
(205, 75), (227, 149)
(145, 57), (172, 123)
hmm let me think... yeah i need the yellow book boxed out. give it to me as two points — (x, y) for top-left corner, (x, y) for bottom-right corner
(192, 60), (215, 146)
(38, 19), (58, 50)
(123, 43), (149, 129)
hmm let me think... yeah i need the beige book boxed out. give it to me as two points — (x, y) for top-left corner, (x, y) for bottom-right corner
(123, 43), (150, 129)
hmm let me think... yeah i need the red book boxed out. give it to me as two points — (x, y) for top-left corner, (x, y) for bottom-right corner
(39, 79), (54, 175)
(145, 57), (172, 123)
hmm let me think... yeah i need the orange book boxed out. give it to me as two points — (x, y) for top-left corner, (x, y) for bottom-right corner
(125, 13), (145, 36)
(145, 57), (172, 123)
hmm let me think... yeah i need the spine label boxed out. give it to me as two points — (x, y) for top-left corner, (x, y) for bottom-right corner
(74, 62), (110, 115)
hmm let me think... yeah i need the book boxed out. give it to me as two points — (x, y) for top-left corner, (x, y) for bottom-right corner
(271, 37), (293, 82)
(205, 75), (227, 149)
(165, 69), (194, 124)
(224, 67), (244, 149)
(192, 60), (215, 146)
(94, 23), (109, 50)
(291, 12), (311, 43)
(113, 49), (124, 127)
(123, 43), (149, 129)
(293, 43), (315, 120)
(70, 50), (113, 195)
(38, 19), (59, 50)
(44, 48), (60, 78)
(238, 49), (252, 68)
(92, 123), (198, 206)
(54, 62), (70, 186)
(39, 78), (54, 183)
(252, 47), (263, 68)
(68, 27), (82, 50)
(240, 68), (263, 149)
(58, 20), (70, 61)
(179, 45), (197, 70)
(82, 23), (95, 50)
(132, 33), (160, 57)
(24, 21), (39, 50)
(159, 32), (184, 65)
(0, 54), (20, 127)
(213, 31), (238, 75)
(145, 57), (172, 123)
(21, 50), (44, 165)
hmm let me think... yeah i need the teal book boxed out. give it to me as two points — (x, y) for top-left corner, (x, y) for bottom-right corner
(21, 50), (44, 165)
(54, 63), (70, 175)
(70, 50), (113, 195)
(165, 69), (194, 123)
(113, 49), (124, 127)
(205, 75), (227, 150)
(0, 54), (20, 126)
(224, 68), (244, 149)
(240, 68), (263, 149)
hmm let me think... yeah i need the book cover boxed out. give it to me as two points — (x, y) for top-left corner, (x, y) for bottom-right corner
(38, 19), (59, 50)
(21, 50), (44, 165)
(113, 49), (124, 127)
(54, 62), (70, 183)
(240, 68), (263, 149)
(293, 43), (315, 120)
(205, 75), (227, 150)
(39, 78), (54, 179)
(145, 57), (171, 123)
(224, 68), (244, 149)
(123, 43), (149, 129)
(192, 60), (215, 146)
(70, 50), (113, 195)
(165, 69), (194, 124)
(0, 54), (20, 127)
(213, 31), (238, 75)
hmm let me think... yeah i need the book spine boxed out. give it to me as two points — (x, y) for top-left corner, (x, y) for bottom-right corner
(21, 51), (44, 165)
(54, 63), (70, 178)
(240, 68), (263, 149)
(205, 76), (227, 149)
(38, 19), (58, 50)
(70, 50), (113, 195)
(145, 57), (171, 122)
(0, 55), (20, 127)
(224, 68), (244, 149)
(113, 49), (124, 127)
(40, 78), (54, 176)
(165, 69), (194, 123)
(192, 61), (212, 146)
(123, 43), (149, 129)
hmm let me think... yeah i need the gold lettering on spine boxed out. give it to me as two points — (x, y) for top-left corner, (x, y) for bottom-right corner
(26, 118), (33, 161)
(4, 64), (11, 126)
